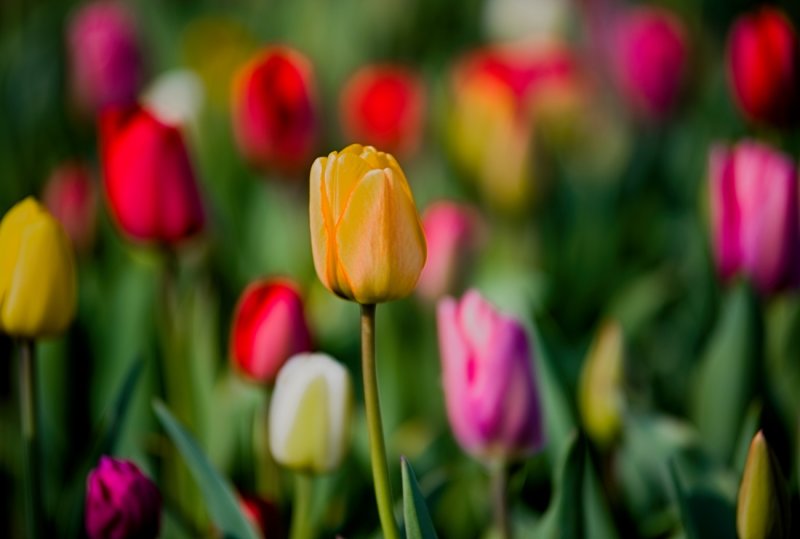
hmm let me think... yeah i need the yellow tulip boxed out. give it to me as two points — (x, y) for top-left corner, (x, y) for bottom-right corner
(309, 144), (427, 304)
(737, 430), (789, 539)
(0, 197), (77, 337)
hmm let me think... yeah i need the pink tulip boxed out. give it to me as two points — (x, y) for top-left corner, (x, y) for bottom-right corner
(709, 140), (799, 295)
(42, 162), (97, 253)
(417, 202), (482, 301)
(67, 1), (143, 113)
(727, 7), (800, 127)
(437, 290), (544, 460)
(85, 457), (161, 539)
(612, 7), (688, 121)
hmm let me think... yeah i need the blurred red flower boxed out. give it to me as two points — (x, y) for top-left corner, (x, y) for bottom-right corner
(43, 162), (97, 253)
(232, 47), (319, 175)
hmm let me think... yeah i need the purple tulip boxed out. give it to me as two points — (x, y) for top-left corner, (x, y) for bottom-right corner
(709, 140), (800, 295)
(85, 457), (161, 539)
(67, 1), (143, 113)
(612, 6), (689, 121)
(437, 290), (544, 461)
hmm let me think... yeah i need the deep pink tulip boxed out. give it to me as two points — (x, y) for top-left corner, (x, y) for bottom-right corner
(67, 1), (143, 113)
(85, 457), (161, 539)
(340, 65), (426, 156)
(612, 7), (688, 121)
(417, 202), (482, 302)
(709, 140), (799, 295)
(99, 104), (205, 245)
(42, 162), (97, 253)
(231, 47), (319, 174)
(230, 278), (312, 384)
(437, 290), (544, 460)
(727, 7), (800, 127)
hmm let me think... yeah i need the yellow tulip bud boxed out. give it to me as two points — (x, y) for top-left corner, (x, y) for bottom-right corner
(578, 320), (625, 447)
(737, 430), (790, 539)
(0, 197), (77, 338)
(309, 144), (427, 304)
(269, 353), (353, 473)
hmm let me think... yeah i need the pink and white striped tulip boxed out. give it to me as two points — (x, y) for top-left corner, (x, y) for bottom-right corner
(709, 140), (799, 295)
(437, 290), (544, 461)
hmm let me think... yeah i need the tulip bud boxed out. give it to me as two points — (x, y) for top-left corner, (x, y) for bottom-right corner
(611, 7), (688, 121)
(727, 8), (800, 127)
(232, 47), (319, 174)
(437, 290), (544, 460)
(309, 144), (427, 304)
(269, 353), (353, 473)
(737, 431), (790, 539)
(417, 201), (483, 302)
(340, 65), (426, 157)
(449, 42), (581, 213)
(142, 69), (205, 128)
(67, 1), (143, 113)
(708, 140), (799, 295)
(85, 456), (161, 539)
(99, 104), (205, 245)
(578, 320), (624, 447)
(0, 197), (77, 338)
(230, 278), (312, 384)
(42, 162), (97, 253)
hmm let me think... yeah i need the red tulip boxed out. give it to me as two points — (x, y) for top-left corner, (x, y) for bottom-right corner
(42, 162), (97, 253)
(340, 65), (426, 156)
(67, 1), (143, 113)
(232, 47), (318, 174)
(727, 7), (800, 127)
(230, 278), (312, 384)
(99, 104), (205, 245)
(612, 7), (688, 121)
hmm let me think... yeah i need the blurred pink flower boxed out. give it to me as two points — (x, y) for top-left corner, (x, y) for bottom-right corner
(437, 290), (544, 461)
(709, 140), (799, 295)
(85, 457), (161, 539)
(612, 6), (689, 121)
(417, 202), (483, 302)
(42, 162), (97, 253)
(726, 7), (800, 127)
(68, 1), (143, 113)
(340, 65), (426, 157)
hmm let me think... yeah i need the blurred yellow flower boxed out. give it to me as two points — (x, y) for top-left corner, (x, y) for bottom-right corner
(309, 144), (426, 304)
(0, 197), (77, 337)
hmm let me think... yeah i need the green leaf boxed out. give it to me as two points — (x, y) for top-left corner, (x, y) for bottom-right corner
(693, 281), (760, 463)
(401, 456), (439, 539)
(153, 401), (259, 539)
(669, 460), (700, 539)
(669, 459), (736, 539)
(537, 432), (586, 539)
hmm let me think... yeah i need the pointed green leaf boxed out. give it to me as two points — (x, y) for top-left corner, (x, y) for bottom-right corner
(537, 432), (586, 539)
(402, 457), (439, 539)
(153, 401), (259, 539)
(693, 282), (760, 463)
(669, 461), (700, 539)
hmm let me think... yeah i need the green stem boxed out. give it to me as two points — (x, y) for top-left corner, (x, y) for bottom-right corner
(489, 460), (510, 539)
(19, 339), (42, 539)
(289, 473), (314, 539)
(360, 304), (400, 539)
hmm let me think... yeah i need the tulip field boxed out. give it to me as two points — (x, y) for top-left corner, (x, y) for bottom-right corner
(4, 0), (800, 538)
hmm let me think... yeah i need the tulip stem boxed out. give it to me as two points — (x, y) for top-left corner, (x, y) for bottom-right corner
(489, 460), (511, 539)
(18, 339), (42, 539)
(360, 304), (400, 539)
(290, 473), (314, 539)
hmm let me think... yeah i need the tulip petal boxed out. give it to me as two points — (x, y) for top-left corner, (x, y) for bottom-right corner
(283, 375), (330, 471)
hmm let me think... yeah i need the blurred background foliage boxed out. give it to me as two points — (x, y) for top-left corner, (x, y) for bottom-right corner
(3, 0), (800, 538)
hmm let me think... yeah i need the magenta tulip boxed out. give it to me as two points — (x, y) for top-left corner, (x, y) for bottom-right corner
(437, 290), (544, 460)
(612, 7), (688, 121)
(85, 457), (161, 539)
(417, 202), (482, 302)
(709, 140), (799, 295)
(67, 1), (143, 113)
(726, 7), (800, 127)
